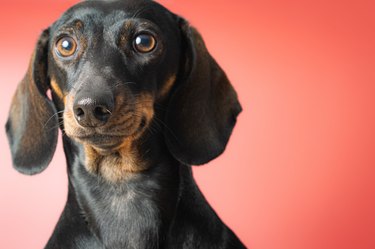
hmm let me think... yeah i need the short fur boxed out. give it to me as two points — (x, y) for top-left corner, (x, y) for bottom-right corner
(6, 0), (244, 248)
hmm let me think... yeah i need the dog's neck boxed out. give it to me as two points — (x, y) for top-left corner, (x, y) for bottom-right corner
(64, 130), (182, 248)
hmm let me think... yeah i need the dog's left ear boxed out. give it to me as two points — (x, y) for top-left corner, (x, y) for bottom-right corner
(164, 19), (242, 166)
(5, 29), (58, 175)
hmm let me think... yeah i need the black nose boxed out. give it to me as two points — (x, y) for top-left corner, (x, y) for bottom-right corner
(73, 94), (114, 127)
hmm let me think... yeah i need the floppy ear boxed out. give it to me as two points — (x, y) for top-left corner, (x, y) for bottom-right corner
(5, 29), (58, 175)
(164, 19), (242, 166)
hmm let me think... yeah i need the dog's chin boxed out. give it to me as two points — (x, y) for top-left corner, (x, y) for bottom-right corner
(78, 134), (126, 154)
(65, 122), (147, 155)
(64, 129), (129, 154)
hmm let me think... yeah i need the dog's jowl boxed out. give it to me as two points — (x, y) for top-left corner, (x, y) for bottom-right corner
(6, 0), (244, 248)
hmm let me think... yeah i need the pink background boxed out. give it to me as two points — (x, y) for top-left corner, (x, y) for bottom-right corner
(1, 0), (375, 248)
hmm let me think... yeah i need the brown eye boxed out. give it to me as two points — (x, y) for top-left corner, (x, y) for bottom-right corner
(55, 36), (77, 57)
(133, 34), (156, 53)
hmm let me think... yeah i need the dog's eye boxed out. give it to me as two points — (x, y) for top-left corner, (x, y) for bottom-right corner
(55, 36), (77, 57)
(133, 34), (156, 53)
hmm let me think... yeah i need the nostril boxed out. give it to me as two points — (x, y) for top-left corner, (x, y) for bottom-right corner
(74, 107), (85, 121)
(94, 106), (111, 121)
(75, 107), (84, 117)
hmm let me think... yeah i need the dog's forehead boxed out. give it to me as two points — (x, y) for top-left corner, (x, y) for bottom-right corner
(52, 0), (169, 31)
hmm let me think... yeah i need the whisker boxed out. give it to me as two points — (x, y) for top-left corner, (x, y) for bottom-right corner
(131, 5), (153, 18)
(43, 110), (65, 129)
(111, 81), (137, 90)
(152, 115), (180, 143)
(45, 119), (65, 132)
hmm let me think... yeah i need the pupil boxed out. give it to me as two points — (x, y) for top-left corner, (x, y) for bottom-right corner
(62, 40), (71, 50)
(136, 36), (150, 47)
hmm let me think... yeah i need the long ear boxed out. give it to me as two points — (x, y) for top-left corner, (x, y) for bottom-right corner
(164, 19), (242, 165)
(5, 29), (58, 175)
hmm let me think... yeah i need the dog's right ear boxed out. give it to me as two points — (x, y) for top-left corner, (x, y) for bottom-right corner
(5, 29), (58, 175)
(164, 18), (242, 166)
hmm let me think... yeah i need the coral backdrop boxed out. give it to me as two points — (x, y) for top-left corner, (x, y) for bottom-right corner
(1, 1), (375, 249)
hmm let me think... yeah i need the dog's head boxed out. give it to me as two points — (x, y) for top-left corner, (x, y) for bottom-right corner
(6, 0), (242, 176)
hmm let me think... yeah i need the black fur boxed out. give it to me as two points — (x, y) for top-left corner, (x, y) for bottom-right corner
(6, 0), (244, 248)
(6, 29), (58, 175)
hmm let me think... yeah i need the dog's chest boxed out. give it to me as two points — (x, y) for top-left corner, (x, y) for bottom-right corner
(78, 180), (164, 249)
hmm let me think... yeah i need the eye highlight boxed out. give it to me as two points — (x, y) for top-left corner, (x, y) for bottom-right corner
(55, 36), (77, 57)
(133, 34), (156, 53)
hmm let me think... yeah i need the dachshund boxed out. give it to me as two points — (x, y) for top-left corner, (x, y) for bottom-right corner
(5, 0), (244, 248)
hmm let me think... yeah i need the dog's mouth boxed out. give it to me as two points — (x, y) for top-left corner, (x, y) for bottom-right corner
(75, 133), (126, 151)
(64, 115), (148, 154)
(64, 109), (153, 154)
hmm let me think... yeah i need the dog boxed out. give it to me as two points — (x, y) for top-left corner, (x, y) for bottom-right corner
(6, 0), (244, 248)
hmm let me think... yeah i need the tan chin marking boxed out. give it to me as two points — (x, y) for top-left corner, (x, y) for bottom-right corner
(84, 137), (147, 183)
